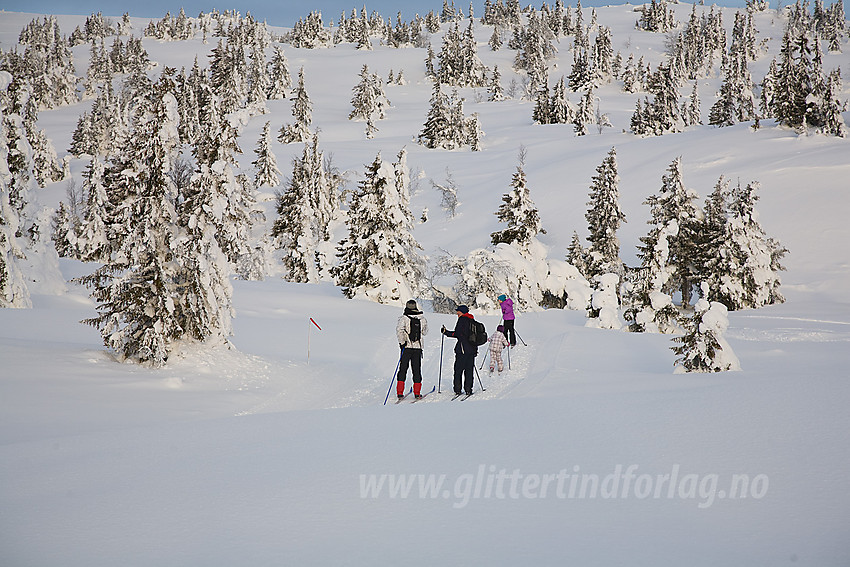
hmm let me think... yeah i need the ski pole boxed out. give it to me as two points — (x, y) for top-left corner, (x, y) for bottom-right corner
(479, 347), (489, 370)
(438, 333), (444, 393)
(507, 342), (511, 370)
(515, 328), (527, 346)
(383, 348), (405, 405)
(474, 364), (486, 392)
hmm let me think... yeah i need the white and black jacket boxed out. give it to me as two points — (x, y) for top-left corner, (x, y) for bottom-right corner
(396, 308), (428, 350)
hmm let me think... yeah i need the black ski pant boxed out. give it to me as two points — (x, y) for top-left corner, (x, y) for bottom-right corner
(503, 319), (516, 346)
(453, 351), (475, 394)
(398, 348), (422, 383)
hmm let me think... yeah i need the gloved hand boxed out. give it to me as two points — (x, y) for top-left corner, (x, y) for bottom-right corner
(400, 343), (405, 351)
(441, 325), (446, 334)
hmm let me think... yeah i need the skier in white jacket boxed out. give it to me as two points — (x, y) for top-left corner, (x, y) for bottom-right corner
(396, 300), (429, 399)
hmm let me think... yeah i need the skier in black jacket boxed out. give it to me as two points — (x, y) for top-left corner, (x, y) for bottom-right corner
(441, 305), (477, 396)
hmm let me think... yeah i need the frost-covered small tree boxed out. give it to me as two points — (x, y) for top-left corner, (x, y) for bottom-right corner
(246, 44), (270, 113)
(432, 168), (459, 218)
(550, 76), (574, 124)
(278, 67), (313, 144)
(332, 149), (424, 302)
(567, 230), (589, 277)
(573, 88), (595, 136)
(682, 81), (701, 127)
(349, 64), (390, 137)
(252, 121), (281, 188)
(488, 65), (505, 101)
(266, 46), (292, 100)
(672, 298), (740, 373)
(532, 81), (552, 124)
(490, 148), (545, 253)
(586, 272), (622, 329)
(584, 147), (625, 278)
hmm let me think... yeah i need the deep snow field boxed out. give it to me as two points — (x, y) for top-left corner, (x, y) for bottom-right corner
(2, 2), (850, 565)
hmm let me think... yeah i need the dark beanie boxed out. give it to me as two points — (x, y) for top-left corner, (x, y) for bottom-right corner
(456, 305), (469, 314)
(406, 299), (418, 310)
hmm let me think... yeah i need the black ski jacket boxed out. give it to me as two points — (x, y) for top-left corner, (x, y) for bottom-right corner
(444, 313), (477, 356)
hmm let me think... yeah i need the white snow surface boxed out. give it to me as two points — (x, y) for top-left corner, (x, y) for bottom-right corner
(2, 5), (850, 566)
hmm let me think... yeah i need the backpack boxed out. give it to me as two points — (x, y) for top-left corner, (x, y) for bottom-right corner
(407, 316), (421, 343)
(468, 319), (487, 347)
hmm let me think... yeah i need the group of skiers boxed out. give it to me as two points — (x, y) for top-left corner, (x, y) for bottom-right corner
(395, 295), (517, 399)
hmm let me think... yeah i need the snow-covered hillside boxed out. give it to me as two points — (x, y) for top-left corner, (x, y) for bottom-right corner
(2, 2), (849, 565)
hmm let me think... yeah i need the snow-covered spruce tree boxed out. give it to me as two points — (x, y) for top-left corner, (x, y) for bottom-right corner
(672, 298), (740, 373)
(718, 180), (787, 309)
(16, 86), (64, 187)
(75, 156), (111, 262)
(640, 157), (702, 308)
(682, 81), (701, 127)
(1, 82), (62, 299)
(208, 39), (246, 116)
(252, 121), (281, 188)
(514, 9), (557, 94)
(331, 149), (423, 302)
(1, 108), (32, 308)
(7, 15), (77, 110)
(631, 61), (684, 136)
(437, 19), (488, 88)
(349, 64), (391, 138)
(692, 176), (732, 306)
(77, 78), (187, 366)
(51, 200), (78, 258)
(488, 65), (506, 101)
(762, 23), (847, 136)
(272, 142), (318, 283)
(584, 146), (625, 279)
(573, 88), (595, 136)
(266, 45), (292, 100)
(550, 76), (575, 124)
(533, 80), (552, 125)
(567, 230), (589, 277)
(278, 67), (313, 144)
(622, 226), (679, 334)
(189, 88), (260, 280)
(569, 43), (593, 93)
(592, 26), (614, 85)
(708, 47), (756, 127)
(636, 0), (675, 33)
(272, 134), (340, 283)
(418, 80), (482, 150)
(246, 44), (270, 114)
(586, 272), (622, 329)
(490, 148), (545, 253)
(175, 188), (235, 346)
